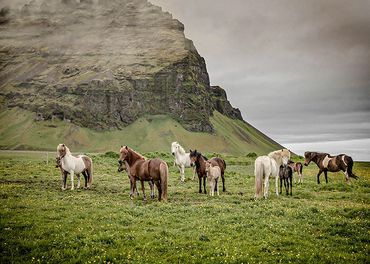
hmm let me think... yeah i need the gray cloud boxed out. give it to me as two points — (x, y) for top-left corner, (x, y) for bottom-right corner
(151, 0), (370, 159)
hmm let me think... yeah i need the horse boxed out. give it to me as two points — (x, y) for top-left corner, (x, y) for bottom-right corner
(171, 142), (195, 182)
(189, 150), (226, 194)
(118, 146), (168, 202)
(304, 151), (358, 184)
(56, 144), (93, 190)
(118, 158), (155, 199)
(205, 161), (221, 196)
(254, 149), (290, 199)
(279, 164), (293, 196)
(287, 160), (304, 184)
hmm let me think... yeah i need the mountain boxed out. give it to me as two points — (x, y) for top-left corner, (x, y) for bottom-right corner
(0, 0), (282, 154)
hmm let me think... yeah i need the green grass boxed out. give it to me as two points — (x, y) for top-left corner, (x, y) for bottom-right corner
(0, 151), (369, 263)
(0, 108), (281, 154)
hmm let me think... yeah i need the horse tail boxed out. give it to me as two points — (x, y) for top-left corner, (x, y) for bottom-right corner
(222, 159), (226, 170)
(298, 162), (303, 174)
(88, 158), (93, 186)
(346, 156), (358, 179)
(160, 162), (168, 201)
(254, 158), (263, 199)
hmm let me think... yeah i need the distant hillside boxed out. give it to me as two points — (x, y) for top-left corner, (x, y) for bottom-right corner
(0, 108), (282, 154)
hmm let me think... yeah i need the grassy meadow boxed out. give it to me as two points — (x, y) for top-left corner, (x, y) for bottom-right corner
(0, 151), (369, 263)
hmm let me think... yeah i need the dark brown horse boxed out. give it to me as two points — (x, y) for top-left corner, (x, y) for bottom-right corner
(287, 160), (303, 184)
(118, 159), (155, 199)
(189, 150), (226, 194)
(304, 151), (358, 184)
(279, 164), (293, 195)
(118, 146), (168, 202)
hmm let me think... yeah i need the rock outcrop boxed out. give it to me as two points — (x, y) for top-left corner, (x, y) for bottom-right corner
(0, 0), (242, 132)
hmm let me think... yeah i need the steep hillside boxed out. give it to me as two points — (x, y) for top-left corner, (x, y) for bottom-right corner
(0, 107), (281, 154)
(0, 0), (241, 132)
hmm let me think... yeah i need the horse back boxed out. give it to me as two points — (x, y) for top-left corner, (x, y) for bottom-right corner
(210, 157), (226, 174)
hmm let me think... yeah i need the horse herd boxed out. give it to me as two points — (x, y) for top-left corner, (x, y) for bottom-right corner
(55, 142), (359, 202)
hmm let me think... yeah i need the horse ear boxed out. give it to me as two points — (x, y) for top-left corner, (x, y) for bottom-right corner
(62, 144), (65, 147)
(125, 146), (128, 150)
(121, 145), (123, 148)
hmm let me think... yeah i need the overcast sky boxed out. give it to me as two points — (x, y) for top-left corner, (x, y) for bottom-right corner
(151, 0), (370, 160)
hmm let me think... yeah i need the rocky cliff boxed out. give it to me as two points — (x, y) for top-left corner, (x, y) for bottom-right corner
(0, 0), (242, 132)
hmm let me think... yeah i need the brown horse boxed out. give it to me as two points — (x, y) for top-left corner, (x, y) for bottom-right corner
(189, 150), (226, 194)
(118, 146), (168, 202)
(118, 159), (155, 199)
(304, 151), (358, 184)
(287, 160), (303, 184)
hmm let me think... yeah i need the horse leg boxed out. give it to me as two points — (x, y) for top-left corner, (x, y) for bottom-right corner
(76, 174), (81, 189)
(203, 176), (207, 194)
(209, 180), (213, 196)
(70, 171), (75, 190)
(279, 177), (282, 195)
(149, 181), (155, 199)
(82, 171), (88, 188)
(283, 178), (287, 195)
(215, 178), (220, 196)
(198, 176), (202, 193)
(62, 171), (67, 191)
(317, 170), (323, 184)
(290, 176), (293, 196)
(180, 165), (185, 182)
(154, 180), (162, 201)
(222, 172), (226, 192)
(275, 174), (279, 196)
(324, 170), (328, 184)
(264, 175), (269, 199)
(141, 181), (147, 201)
(130, 178), (137, 200)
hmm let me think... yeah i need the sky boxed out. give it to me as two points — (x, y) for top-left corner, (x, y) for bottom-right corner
(151, 0), (370, 161)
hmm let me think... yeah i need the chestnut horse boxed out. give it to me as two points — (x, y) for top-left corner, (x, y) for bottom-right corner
(304, 151), (358, 184)
(119, 146), (168, 202)
(118, 159), (155, 199)
(189, 150), (226, 194)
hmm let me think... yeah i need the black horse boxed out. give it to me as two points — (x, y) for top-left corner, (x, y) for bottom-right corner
(279, 164), (293, 196)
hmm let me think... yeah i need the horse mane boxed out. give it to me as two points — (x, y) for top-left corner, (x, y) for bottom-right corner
(177, 143), (186, 155)
(127, 147), (146, 160)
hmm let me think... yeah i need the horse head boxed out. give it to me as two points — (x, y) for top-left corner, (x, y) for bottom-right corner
(119, 146), (129, 164)
(304, 151), (315, 166)
(55, 156), (61, 168)
(57, 144), (68, 158)
(189, 149), (198, 166)
(171, 142), (179, 156)
(205, 160), (212, 172)
(117, 159), (127, 172)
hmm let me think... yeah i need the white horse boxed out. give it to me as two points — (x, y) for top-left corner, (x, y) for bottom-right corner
(254, 149), (290, 199)
(171, 142), (195, 182)
(57, 144), (93, 190)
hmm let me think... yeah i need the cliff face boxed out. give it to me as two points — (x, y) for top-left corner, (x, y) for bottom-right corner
(0, 0), (242, 132)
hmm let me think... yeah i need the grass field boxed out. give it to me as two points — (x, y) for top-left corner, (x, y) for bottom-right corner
(0, 151), (369, 263)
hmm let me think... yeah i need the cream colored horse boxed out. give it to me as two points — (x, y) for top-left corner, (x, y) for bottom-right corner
(254, 149), (290, 199)
(57, 144), (93, 190)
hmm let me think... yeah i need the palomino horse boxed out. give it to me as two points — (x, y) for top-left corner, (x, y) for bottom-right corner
(304, 151), (358, 184)
(118, 158), (155, 199)
(57, 144), (93, 190)
(189, 150), (226, 194)
(118, 146), (168, 202)
(171, 142), (195, 182)
(279, 164), (293, 196)
(254, 149), (290, 199)
(287, 160), (304, 184)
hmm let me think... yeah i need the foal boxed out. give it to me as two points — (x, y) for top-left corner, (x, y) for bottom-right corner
(287, 160), (303, 184)
(205, 161), (221, 196)
(279, 164), (293, 196)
